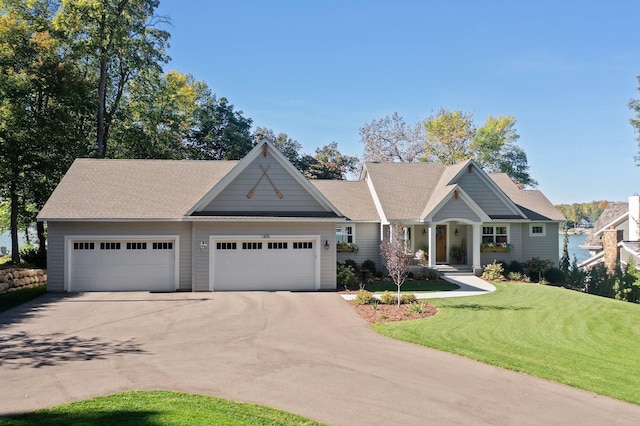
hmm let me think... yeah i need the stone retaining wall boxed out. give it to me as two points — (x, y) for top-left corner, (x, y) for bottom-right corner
(0, 268), (47, 293)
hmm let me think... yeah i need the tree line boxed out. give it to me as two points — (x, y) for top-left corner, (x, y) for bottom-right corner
(0, 0), (555, 266)
(555, 201), (610, 228)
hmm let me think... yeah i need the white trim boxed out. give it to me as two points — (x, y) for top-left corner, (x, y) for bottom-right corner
(529, 223), (546, 237)
(208, 234), (321, 292)
(64, 234), (180, 292)
(336, 223), (355, 244)
(364, 165), (387, 222)
(424, 185), (490, 223)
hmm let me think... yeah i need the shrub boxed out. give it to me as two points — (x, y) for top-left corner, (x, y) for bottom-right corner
(400, 293), (417, 304)
(482, 261), (504, 281)
(353, 289), (374, 305)
(343, 259), (359, 272)
(408, 301), (426, 314)
(507, 271), (523, 281)
(506, 260), (525, 275)
(544, 267), (566, 285)
(380, 291), (397, 305)
(19, 247), (46, 268)
(423, 268), (440, 280)
(361, 259), (377, 273)
(525, 257), (552, 282)
(337, 263), (357, 289)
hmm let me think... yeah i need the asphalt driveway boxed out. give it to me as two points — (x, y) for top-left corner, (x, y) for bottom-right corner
(1, 291), (639, 425)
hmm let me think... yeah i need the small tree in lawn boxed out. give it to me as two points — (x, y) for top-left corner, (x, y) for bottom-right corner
(380, 223), (412, 307)
(560, 229), (570, 273)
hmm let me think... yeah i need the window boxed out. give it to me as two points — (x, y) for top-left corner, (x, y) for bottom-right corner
(530, 224), (546, 237)
(293, 242), (313, 249)
(267, 242), (288, 250)
(152, 242), (173, 250)
(73, 242), (94, 250)
(336, 225), (354, 244)
(216, 242), (237, 250)
(482, 226), (508, 244)
(242, 242), (262, 250)
(126, 242), (147, 250)
(100, 242), (120, 250)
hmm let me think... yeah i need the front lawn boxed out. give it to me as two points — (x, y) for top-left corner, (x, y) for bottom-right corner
(0, 391), (324, 426)
(366, 279), (458, 293)
(0, 285), (46, 314)
(372, 282), (640, 405)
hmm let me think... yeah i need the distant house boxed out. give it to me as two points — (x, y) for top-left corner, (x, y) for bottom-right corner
(577, 218), (594, 228)
(579, 196), (640, 271)
(38, 141), (565, 292)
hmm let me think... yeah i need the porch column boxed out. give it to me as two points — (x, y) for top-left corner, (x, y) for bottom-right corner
(428, 223), (437, 267)
(472, 223), (482, 274)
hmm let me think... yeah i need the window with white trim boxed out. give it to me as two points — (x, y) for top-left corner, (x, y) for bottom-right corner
(73, 242), (94, 250)
(100, 242), (121, 250)
(482, 226), (509, 244)
(216, 242), (237, 250)
(529, 224), (546, 237)
(126, 242), (147, 250)
(152, 242), (173, 250)
(336, 225), (354, 244)
(242, 242), (262, 250)
(293, 242), (313, 249)
(267, 242), (288, 250)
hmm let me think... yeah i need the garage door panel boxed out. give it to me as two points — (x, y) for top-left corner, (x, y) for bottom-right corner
(69, 239), (175, 292)
(212, 238), (318, 291)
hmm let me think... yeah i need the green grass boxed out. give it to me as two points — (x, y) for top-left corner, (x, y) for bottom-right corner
(372, 282), (640, 405)
(0, 391), (325, 426)
(367, 279), (458, 293)
(0, 285), (46, 314)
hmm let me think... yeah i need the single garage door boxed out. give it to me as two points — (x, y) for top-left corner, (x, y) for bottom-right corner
(68, 239), (176, 292)
(211, 237), (319, 291)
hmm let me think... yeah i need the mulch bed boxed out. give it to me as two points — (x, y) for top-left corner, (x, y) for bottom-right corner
(349, 301), (438, 323)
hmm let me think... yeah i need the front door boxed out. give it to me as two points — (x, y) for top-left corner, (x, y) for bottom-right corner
(436, 225), (447, 263)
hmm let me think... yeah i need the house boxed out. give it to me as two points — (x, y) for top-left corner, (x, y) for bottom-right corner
(579, 196), (640, 271)
(38, 141), (565, 292)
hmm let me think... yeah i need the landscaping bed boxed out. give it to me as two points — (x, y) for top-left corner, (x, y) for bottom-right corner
(350, 301), (438, 323)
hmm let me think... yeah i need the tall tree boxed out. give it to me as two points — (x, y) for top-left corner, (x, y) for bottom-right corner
(252, 127), (302, 166)
(629, 75), (640, 165)
(0, 0), (93, 261)
(305, 142), (359, 180)
(359, 112), (424, 162)
(54, 0), (170, 157)
(186, 94), (253, 160)
(422, 109), (476, 165)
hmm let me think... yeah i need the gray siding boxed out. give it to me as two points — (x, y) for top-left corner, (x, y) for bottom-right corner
(457, 171), (515, 217)
(45, 221), (192, 292)
(521, 222), (560, 266)
(432, 197), (481, 222)
(336, 222), (383, 270)
(202, 155), (328, 213)
(192, 221), (336, 291)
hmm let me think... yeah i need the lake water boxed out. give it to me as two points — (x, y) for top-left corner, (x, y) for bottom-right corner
(562, 233), (589, 265)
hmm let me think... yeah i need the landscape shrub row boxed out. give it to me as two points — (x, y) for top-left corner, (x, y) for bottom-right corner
(481, 258), (640, 304)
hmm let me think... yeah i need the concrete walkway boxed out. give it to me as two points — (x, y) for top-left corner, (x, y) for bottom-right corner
(341, 273), (496, 300)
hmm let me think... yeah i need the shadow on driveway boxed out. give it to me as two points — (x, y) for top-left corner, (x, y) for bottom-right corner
(0, 331), (145, 369)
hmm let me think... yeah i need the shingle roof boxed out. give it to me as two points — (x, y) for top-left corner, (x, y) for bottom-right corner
(38, 159), (237, 220)
(489, 174), (566, 221)
(362, 162), (445, 220)
(311, 180), (379, 221)
(581, 202), (628, 248)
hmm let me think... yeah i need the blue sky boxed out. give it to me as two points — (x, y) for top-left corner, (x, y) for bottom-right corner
(157, 0), (640, 204)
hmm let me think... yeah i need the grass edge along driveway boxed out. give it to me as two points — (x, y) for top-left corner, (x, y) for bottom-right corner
(373, 282), (640, 406)
(0, 391), (325, 426)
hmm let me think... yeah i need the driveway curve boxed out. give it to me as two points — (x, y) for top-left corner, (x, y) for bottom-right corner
(1, 291), (639, 425)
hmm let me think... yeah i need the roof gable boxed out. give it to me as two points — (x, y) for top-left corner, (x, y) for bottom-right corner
(189, 141), (342, 217)
(446, 161), (526, 219)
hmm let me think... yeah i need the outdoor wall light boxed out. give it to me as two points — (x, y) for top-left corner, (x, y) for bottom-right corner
(324, 240), (330, 249)
(422, 229), (427, 235)
(200, 241), (208, 251)
(454, 229), (459, 236)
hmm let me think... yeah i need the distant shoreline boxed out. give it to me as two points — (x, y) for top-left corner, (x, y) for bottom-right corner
(562, 227), (591, 235)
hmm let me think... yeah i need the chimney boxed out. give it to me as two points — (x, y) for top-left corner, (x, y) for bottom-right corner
(629, 195), (640, 242)
(603, 226), (620, 273)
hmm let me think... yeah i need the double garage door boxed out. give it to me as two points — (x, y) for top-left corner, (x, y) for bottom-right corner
(68, 238), (177, 292)
(211, 237), (319, 291)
